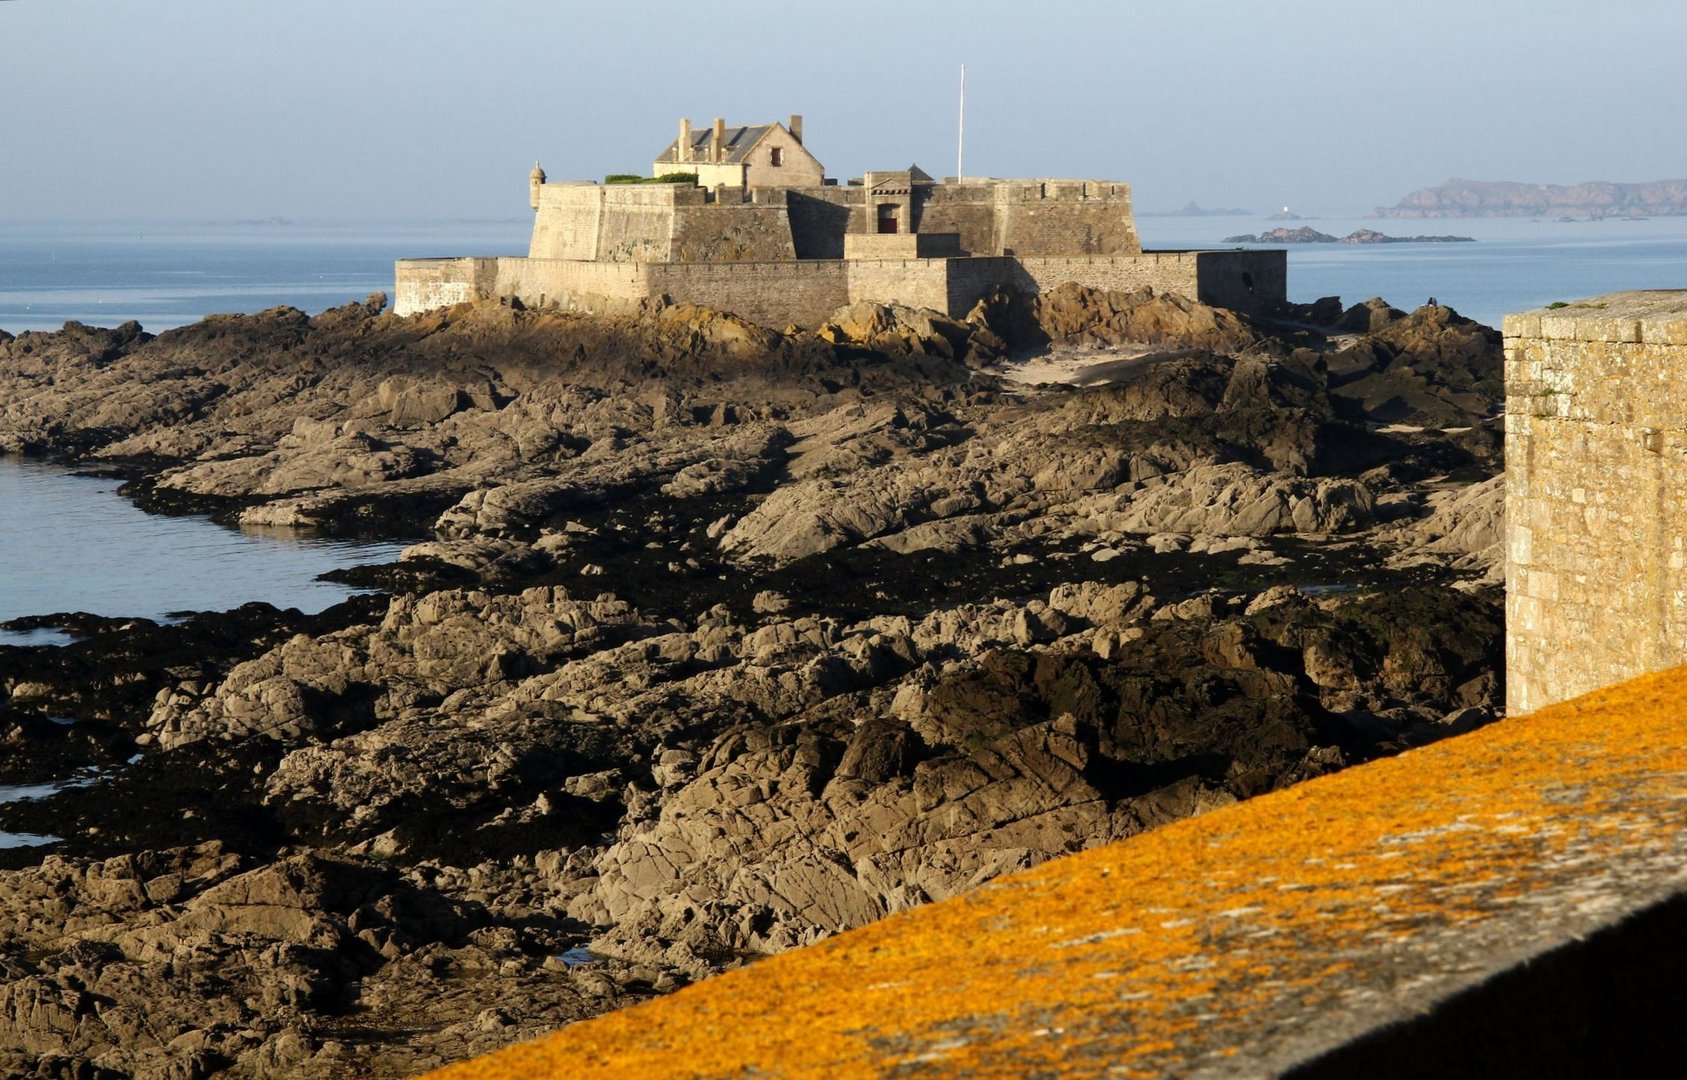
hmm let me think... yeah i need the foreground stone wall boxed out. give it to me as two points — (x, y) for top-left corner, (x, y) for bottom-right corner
(424, 666), (1687, 1079)
(1504, 292), (1687, 713)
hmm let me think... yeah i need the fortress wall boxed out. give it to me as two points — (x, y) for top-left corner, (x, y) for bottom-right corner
(532, 184), (721, 263)
(844, 259), (954, 313)
(393, 258), (500, 316)
(915, 184), (1001, 254)
(1193, 249), (1288, 313)
(1012, 252), (1202, 298)
(1504, 292), (1687, 713)
(646, 261), (849, 327)
(787, 189), (862, 258)
(942, 256), (1021, 314)
(593, 186), (687, 263)
(671, 204), (797, 262)
(491, 258), (652, 314)
(529, 184), (604, 261)
(991, 181), (1141, 256)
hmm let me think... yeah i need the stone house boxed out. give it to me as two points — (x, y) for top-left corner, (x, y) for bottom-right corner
(653, 115), (824, 190)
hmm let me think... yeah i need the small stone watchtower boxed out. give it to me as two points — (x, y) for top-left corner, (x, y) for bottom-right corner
(529, 162), (546, 212)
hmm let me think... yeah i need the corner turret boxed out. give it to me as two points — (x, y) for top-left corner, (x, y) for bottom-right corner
(529, 162), (546, 211)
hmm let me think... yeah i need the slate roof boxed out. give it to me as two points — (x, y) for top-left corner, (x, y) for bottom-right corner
(655, 124), (776, 166)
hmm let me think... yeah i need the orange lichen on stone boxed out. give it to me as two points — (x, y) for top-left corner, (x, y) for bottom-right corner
(424, 666), (1687, 1078)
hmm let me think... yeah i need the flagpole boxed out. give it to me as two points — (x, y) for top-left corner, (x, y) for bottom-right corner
(957, 63), (966, 182)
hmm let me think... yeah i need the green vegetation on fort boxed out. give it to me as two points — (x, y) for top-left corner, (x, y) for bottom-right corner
(604, 173), (698, 185)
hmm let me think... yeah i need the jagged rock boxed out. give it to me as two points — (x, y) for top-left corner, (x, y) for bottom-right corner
(815, 301), (985, 361)
(0, 291), (1508, 1076)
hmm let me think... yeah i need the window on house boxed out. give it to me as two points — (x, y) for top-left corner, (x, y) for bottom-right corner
(770, 147), (784, 167)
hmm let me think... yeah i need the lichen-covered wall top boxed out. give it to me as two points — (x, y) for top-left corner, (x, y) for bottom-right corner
(423, 664), (1687, 1078)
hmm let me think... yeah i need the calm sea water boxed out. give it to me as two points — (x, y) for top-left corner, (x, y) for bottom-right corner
(1138, 213), (1687, 329)
(0, 219), (530, 334)
(3, 215), (1686, 335)
(0, 457), (403, 643)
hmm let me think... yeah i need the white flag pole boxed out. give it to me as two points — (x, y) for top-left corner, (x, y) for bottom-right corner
(957, 64), (966, 182)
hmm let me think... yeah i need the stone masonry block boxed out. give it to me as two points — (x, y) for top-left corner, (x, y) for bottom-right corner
(1502, 313), (1540, 338)
(1642, 319), (1687, 346)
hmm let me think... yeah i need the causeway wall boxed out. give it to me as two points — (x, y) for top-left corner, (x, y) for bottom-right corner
(393, 249), (1286, 327)
(1504, 292), (1687, 713)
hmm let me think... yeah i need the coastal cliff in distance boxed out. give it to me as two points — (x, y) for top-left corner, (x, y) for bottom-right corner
(1376, 178), (1687, 218)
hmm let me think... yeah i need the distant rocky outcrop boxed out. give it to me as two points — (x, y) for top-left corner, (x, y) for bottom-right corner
(1376, 177), (1687, 218)
(0, 285), (1506, 1076)
(1225, 228), (1473, 244)
(1339, 229), (1474, 244)
(1225, 227), (1337, 244)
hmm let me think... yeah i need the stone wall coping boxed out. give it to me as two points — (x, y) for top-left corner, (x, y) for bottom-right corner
(422, 666), (1687, 1079)
(1504, 289), (1687, 344)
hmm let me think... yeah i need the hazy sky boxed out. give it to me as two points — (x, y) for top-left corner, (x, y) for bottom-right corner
(5, 0), (1685, 221)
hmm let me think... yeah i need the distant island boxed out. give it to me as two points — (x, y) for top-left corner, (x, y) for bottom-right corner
(1375, 177), (1687, 218)
(1139, 201), (1252, 217)
(1224, 227), (1475, 244)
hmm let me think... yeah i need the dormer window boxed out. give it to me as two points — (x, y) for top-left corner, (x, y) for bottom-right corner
(770, 147), (783, 167)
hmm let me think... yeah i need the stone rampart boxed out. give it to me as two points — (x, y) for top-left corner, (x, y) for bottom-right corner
(1504, 292), (1687, 713)
(393, 250), (1288, 325)
(393, 258), (498, 316)
(671, 203), (796, 263)
(647, 261), (848, 327)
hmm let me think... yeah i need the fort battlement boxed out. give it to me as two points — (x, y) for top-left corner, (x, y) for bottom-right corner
(395, 116), (1284, 326)
(1503, 291), (1687, 712)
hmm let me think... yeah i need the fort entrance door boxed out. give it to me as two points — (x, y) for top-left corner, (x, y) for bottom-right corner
(877, 204), (899, 233)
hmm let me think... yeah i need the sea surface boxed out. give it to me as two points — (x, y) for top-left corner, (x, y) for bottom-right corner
(0, 218), (530, 334)
(0, 457), (403, 644)
(1138, 213), (1687, 329)
(3, 215), (1686, 335)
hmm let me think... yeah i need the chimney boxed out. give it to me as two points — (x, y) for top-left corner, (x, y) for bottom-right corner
(789, 114), (803, 145)
(711, 117), (725, 164)
(679, 118), (692, 162)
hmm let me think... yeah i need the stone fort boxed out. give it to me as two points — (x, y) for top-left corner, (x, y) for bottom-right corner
(394, 115), (1285, 326)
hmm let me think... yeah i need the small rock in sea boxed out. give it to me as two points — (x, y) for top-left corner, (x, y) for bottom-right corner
(580, 563), (606, 576)
(752, 590), (792, 614)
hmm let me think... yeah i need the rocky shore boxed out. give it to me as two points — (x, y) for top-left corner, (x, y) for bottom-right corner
(0, 283), (1504, 1077)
